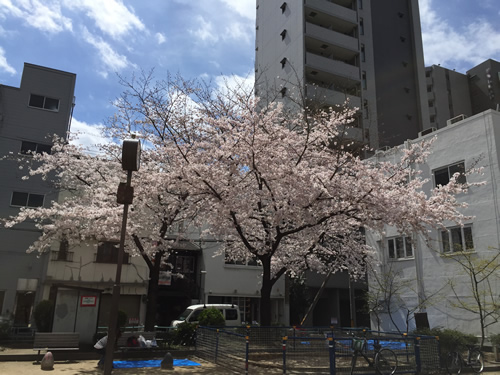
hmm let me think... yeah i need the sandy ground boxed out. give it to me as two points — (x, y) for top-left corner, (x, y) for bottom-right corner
(0, 358), (242, 374)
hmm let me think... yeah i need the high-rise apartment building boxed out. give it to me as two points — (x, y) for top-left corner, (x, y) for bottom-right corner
(425, 59), (500, 129)
(255, 0), (430, 150)
(0, 63), (76, 326)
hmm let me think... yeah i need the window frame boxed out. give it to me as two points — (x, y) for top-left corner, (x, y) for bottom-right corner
(28, 94), (60, 112)
(20, 141), (52, 155)
(95, 241), (129, 264)
(387, 235), (414, 260)
(10, 191), (45, 208)
(433, 161), (466, 187)
(440, 225), (474, 254)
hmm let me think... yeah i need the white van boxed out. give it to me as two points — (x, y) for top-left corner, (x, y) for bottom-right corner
(171, 304), (241, 327)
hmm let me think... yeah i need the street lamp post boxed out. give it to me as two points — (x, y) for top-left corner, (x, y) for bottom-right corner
(103, 137), (141, 375)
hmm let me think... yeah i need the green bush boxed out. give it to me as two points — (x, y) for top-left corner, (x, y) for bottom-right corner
(33, 300), (54, 332)
(198, 308), (225, 326)
(413, 327), (478, 352)
(490, 333), (500, 347)
(173, 322), (197, 346)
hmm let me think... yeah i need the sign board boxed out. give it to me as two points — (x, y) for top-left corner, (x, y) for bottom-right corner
(159, 271), (172, 286)
(80, 295), (97, 307)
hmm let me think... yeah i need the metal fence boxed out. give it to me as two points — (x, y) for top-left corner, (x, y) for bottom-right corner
(195, 326), (441, 375)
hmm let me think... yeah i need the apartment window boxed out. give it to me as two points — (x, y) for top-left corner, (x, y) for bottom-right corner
(362, 71), (367, 89)
(11, 192), (44, 208)
(95, 241), (129, 264)
(360, 44), (365, 62)
(20, 141), (52, 155)
(280, 57), (287, 69)
(358, 0), (363, 10)
(441, 225), (474, 253)
(28, 94), (59, 111)
(225, 252), (259, 266)
(280, 2), (287, 13)
(434, 162), (466, 187)
(359, 18), (364, 35)
(388, 236), (414, 260)
(280, 87), (287, 98)
(175, 255), (195, 274)
(281, 29), (287, 41)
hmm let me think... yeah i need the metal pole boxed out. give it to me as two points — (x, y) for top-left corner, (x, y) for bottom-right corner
(103, 170), (132, 375)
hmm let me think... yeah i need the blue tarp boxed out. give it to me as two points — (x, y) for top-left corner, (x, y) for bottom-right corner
(113, 359), (201, 368)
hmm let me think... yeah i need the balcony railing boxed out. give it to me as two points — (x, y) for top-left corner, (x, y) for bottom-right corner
(305, 22), (358, 53)
(306, 52), (360, 81)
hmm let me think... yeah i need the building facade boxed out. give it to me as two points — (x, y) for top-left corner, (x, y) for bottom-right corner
(0, 63), (76, 326)
(255, 0), (430, 150)
(367, 109), (500, 335)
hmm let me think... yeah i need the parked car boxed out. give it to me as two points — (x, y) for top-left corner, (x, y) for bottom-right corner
(171, 304), (241, 327)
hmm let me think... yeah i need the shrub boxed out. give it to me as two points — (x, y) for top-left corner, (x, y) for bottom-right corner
(173, 322), (196, 346)
(413, 327), (478, 352)
(33, 300), (54, 332)
(198, 308), (225, 326)
(490, 333), (500, 347)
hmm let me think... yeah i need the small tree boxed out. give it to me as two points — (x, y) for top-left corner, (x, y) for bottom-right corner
(198, 308), (225, 326)
(448, 248), (500, 347)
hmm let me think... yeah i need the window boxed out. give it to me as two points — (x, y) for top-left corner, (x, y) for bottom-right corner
(20, 141), (52, 155)
(95, 241), (129, 264)
(280, 2), (287, 13)
(440, 226), (474, 253)
(362, 71), (367, 89)
(360, 44), (365, 62)
(359, 18), (364, 35)
(29, 94), (59, 111)
(280, 87), (287, 98)
(280, 29), (287, 41)
(280, 57), (287, 69)
(175, 255), (195, 274)
(388, 236), (414, 260)
(434, 162), (466, 187)
(225, 252), (259, 266)
(358, 0), (363, 9)
(11, 192), (44, 207)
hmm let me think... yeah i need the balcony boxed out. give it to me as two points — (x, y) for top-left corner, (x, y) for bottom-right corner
(306, 83), (361, 108)
(306, 52), (360, 82)
(305, 22), (358, 53)
(305, 0), (357, 28)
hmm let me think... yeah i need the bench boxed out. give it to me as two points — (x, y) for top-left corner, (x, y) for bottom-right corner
(33, 332), (80, 360)
(117, 331), (158, 350)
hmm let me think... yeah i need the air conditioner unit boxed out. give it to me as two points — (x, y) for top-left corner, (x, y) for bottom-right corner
(447, 114), (467, 126)
(418, 127), (437, 137)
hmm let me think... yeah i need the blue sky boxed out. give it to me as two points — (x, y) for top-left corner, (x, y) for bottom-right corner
(0, 0), (499, 146)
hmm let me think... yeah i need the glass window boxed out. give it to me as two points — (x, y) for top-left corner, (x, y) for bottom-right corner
(11, 192), (44, 207)
(387, 236), (414, 260)
(434, 162), (466, 187)
(28, 94), (59, 111)
(441, 225), (474, 253)
(96, 241), (129, 264)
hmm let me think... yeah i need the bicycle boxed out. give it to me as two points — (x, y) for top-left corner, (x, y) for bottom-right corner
(445, 345), (484, 374)
(350, 331), (398, 375)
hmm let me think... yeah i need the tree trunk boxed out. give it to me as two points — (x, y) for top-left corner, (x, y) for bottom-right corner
(260, 256), (273, 326)
(144, 252), (162, 331)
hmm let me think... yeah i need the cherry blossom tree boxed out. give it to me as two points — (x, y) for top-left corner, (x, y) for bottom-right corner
(3, 135), (196, 330)
(106, 72), (473, 326)
(4, 71), (475, 326)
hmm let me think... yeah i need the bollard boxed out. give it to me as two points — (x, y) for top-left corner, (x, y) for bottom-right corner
(41, 351), (54, 371)
(282, 336), (288, 374)
(161, 352), (174, 370)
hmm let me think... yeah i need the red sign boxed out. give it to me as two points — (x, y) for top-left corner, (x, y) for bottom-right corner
(80, 296), (97, 307)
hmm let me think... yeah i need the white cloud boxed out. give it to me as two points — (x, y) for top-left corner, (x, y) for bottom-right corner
(82, 27), (135, 73)
(190, 16), (218, 44)
(0, 46), (16, 74)
(65, 0), (144, 40)
(214, 71), (255, 95)
(69, 118), (109, 153)
(219, 0), (255, 20)
(0, 0), (72, 34)
(155, 32), (166, 45)
(420, 0), (500, 70)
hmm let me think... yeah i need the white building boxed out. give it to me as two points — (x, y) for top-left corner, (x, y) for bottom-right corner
(367, 109), (500, 335)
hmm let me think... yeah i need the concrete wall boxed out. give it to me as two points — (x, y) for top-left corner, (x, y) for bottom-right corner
(368, 110), (500, 335)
